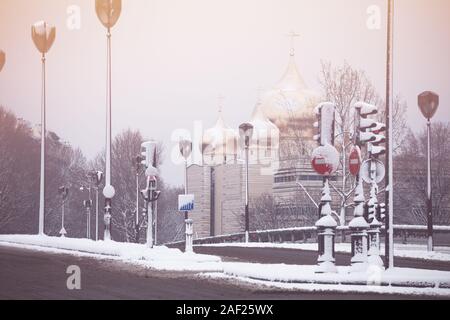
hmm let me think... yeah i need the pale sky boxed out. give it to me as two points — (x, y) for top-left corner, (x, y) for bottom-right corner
(0, 0), (449, 186)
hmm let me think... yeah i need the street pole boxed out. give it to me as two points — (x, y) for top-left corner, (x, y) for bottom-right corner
(384, 0), (395, 269)
(418, 91), (439, 252)
(245, 142), (250, 243)
(38, 53), (46, 236)
(239, 123), (254, 244)
(61, 199), (65, 238)
(95, 187), (99, 241)
(426, 119), (433, 251)
(179, 139), (193, 253)
(32, 22), (56, 236)
(96, 0), (122, 242)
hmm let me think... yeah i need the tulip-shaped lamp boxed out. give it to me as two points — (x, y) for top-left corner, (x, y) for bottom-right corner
(31, 21), (56, 236)
(95, 0), (122, 241)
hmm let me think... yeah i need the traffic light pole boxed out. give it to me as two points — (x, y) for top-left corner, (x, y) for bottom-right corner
(349, 108), (369, 272)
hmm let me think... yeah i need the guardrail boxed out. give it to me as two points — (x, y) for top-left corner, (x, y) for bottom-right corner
(166, 225), (450, 247)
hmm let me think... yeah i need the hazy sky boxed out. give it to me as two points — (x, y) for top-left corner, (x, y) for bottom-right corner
(0, 0), (449, 186)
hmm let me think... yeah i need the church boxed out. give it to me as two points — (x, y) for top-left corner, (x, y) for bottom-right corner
(186, 36), (337, 238)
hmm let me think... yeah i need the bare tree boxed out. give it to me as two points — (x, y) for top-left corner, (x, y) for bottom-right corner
(395, 122), (450, 226)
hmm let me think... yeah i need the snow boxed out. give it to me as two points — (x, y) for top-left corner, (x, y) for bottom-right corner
(220, 263), (450, 287)
(316, 214), (338, 228)
(2, 234), (450, 296)
(32, 21), (47, 36)
(349, 216), (369, 228)
(201, 273), (450, 298)
(0, 235), (222, 272)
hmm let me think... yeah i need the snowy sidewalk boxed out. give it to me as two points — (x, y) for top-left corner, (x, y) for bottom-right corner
(0, 235), (222, 272)
(2, 235), (450, 297)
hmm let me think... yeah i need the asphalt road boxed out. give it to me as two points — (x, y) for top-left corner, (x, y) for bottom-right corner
(0, 245), (435, 300)
(193, 245), (450, 271)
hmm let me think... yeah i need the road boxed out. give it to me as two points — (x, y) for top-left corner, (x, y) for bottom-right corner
(0, 245), (436, 300)
(192, 245), (450, 271)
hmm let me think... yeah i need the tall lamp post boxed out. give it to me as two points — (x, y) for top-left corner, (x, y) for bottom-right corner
(179, 139), (193, 252)
(384, 0), (395, 270)
(0, 50), (5, 73)
(239, 123), (254, 243)
(95, 0), (122, 241)
(418, 91), (439, 252)
(32, 21), (56, 236)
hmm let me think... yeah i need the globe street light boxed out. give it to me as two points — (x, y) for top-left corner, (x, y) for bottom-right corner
(95, 0), (122, 241)
(239, 123), (254, 243)
(31, 21), (56, 236)
(179, 139), (193, 252)
(0, 50), (5, 72)
(418, 91), (439, 252)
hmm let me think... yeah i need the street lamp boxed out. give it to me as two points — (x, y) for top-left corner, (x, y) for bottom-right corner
(95, 0), (122, 241)
(31, 21), (56, 236)
(89, 171), (104, 241)
(384, 0), (395, 270)
(239, 123), (254, 243)
(179, 139), (193, 252)
(0, 50), (5, 72)
(418, 91), (439, 252)
(80, 185), (93, 239)
(58, 186), (69, 237)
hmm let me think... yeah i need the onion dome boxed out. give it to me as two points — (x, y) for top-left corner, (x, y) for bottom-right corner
(260, 47), (319, 128)
(202, 105), (238, 165)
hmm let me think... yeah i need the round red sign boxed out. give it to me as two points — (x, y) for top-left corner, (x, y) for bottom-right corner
(349, 146), (362, 176)
(311, 145), (340, 176)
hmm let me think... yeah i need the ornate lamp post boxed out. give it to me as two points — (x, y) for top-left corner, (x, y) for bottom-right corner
(0, 50), (5, 72)
(32, 21), (56, 236)
(179, 139), (193, 252)
(239, 123), (254, 243)
(418, 91), (439, 252)
(95, 0), (122, 241)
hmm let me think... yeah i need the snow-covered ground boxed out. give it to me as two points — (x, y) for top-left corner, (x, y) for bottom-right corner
(202, 272), (450, 298)
(198, 242), (450, 262)
(1, 235), (450, 297)
(0, 235), (222, 272)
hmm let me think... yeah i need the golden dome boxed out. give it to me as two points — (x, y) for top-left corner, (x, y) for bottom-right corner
(260, 52), (319, 127)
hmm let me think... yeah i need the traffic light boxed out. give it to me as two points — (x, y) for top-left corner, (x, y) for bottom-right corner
(354, 102), (378, 146)
(83, 200), (92, 209)
(377, 203), (386, 223)
(141, 141), (157, 168)
(369, 125), (386, 158)
(313, 102), (335, 146)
